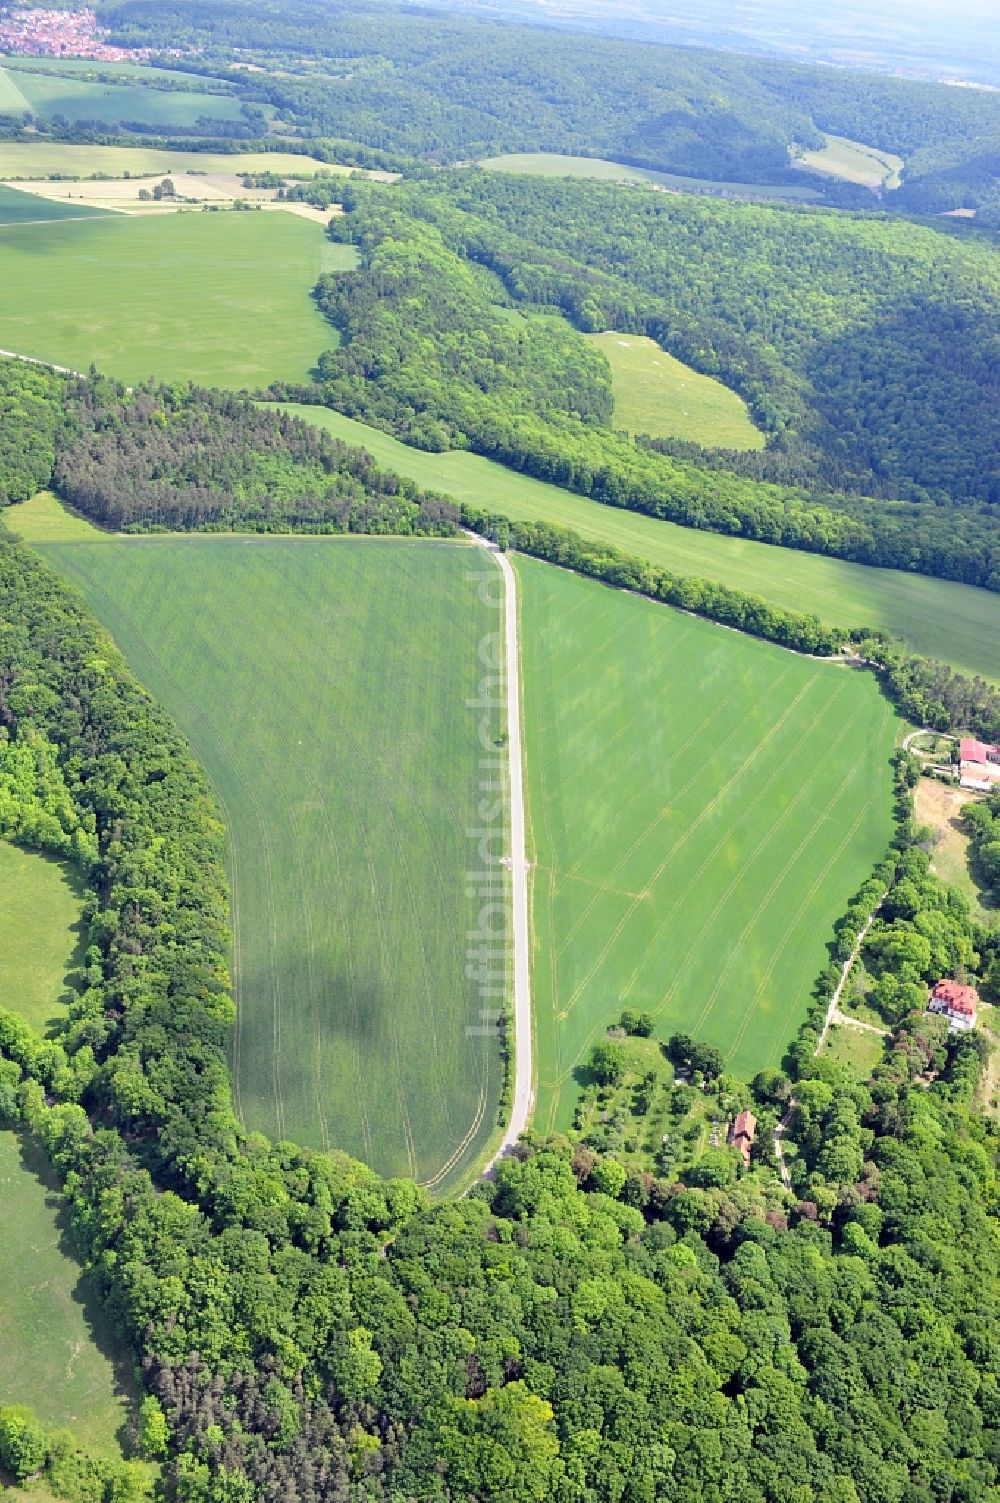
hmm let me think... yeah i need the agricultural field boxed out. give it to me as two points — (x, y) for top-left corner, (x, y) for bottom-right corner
(0, 142), (340, 180)
(0, 65), (251, 131)
(798, 133), (903, 189)
(0, 841), (85, 1035)
(0, 183), (111, 224)
(4, 491), (104, 542)
(35, 535), (508, 1191)
(0, 1133), (135, 1454)
(587, 331), (764, 449)
(516, 556), (897, 1129)
(479, 151), (823, 201)
(276, 405), (1000, 682)
(0, 212), (332, 386)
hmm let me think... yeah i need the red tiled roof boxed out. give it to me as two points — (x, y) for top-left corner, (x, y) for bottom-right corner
(961, 737), (999, 765)
(732, 1109), (757, 1140)
(931, 980), (979, 1016)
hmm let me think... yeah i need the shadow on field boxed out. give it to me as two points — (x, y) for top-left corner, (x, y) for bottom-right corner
(13, 1131), (142, 1456)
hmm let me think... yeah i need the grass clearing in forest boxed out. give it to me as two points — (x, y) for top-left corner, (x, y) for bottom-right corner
(586, 332), (764, 449)
(913, 777), (992, 920)
(819, 1022), (887, 1079)
(0, 842), (86, 1035)
(0, 212), (332, 386)
(275, 405), (1000, 683)
(0, 1131), (135, 1455)
(516, 556), (897, 1128)
(798, 134), (903, 189)
(35, 536), (508, 1191)
(480, 151), (823, 201)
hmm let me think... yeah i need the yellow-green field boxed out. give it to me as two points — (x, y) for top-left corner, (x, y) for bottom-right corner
(0, 212), (331, 386)
(480, 151), (823, 202)
(798, 134), (903, 190)
(0, 143), (340, 180)
(518, 557), (897, 1124)
(587, 332), (764, 449)
(0, 842), (85, 1035)
(5, 492), (103, 542)
(35, 535), (508, 1192)
(274, 405), (1000, 683)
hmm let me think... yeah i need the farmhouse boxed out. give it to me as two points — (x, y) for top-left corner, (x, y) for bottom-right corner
(928, 979), (979, 1031)
(729, 1108), (757, 1167)
(959, 737), (1000, 791)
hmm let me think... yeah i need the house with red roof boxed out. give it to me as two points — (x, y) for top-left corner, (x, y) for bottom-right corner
(959, 737), (1000, 792)
(928, 979), (979, 1031)
(728, 1108), (756, 1167)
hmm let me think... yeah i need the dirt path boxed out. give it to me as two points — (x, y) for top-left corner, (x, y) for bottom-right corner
(815, 895), (887, 1053)
(829, 1006), (889, 1036)
(477, 540), (534, 1176)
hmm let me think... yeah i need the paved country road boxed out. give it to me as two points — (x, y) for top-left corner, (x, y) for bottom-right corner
(477, 539), (534, 1176)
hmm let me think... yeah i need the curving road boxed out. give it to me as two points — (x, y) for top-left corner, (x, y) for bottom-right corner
(476, 539), (534, 1176)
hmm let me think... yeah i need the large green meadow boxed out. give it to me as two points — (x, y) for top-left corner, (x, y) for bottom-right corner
(517, 557), (897, 1127)
(0, 63), (250, 130)
(0, 212), (331, 386)
(0, 842), (133, 1455)
(277, 405), (1000, 682)
(0, 143), (338, 179)
(36, 536), (508, 1191)
(586, 331), (764, 449)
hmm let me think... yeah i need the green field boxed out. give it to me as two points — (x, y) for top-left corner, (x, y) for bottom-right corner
(587, 332), (764, 449)
(799, 134), (903, 190)
(1, 66), (250, 131)
(0, 183), (110, 224)
(36, 536), (508, 1190)
(275, 405), (1000, 683)
(0, 143), (341, 180)
(5, 492), (104, 542)
(0, 842), (85, 1035)
(0, 213), (332, 386)
(516, 557), (897, 1127)
(480, 152), (824, 202)
(0, 1133), (134, 1454)
(0, 66), (31, 114)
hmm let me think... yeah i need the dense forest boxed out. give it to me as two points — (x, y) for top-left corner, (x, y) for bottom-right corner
(0, 535), (998, 1502)
(0, 363), (459, 537)
(92, 0), (1000, 216)
(264, 173), (1000, 589)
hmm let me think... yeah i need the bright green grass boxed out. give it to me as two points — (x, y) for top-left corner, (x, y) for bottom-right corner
(37, 537), (508, 1191)
(0, 1132), (134, 1454)
(0, 213), (331, 386)
(3, 56), (218, 85)
(275, 405), (1000, 683)
(4, 492), (104, 542)
(8, 70), (249, 131)
(799, 134), (903, 190)
(0, 143), (338, 180)
(480, 152), (824, 202)
(818, 1022), (887, 1079)
(0, 841), (85, 1035)
(586, 332), (764, 449)
(0, 183), (110, 224)
(516, 556), (897, 1126)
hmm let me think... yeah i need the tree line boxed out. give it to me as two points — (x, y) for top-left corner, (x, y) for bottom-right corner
(0, 367), (460, 538)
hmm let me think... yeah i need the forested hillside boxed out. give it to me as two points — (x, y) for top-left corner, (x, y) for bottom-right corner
(0, 536), (998, 1502)
(280, 172), (1000, 588)
(92, 0), (1000, 213)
